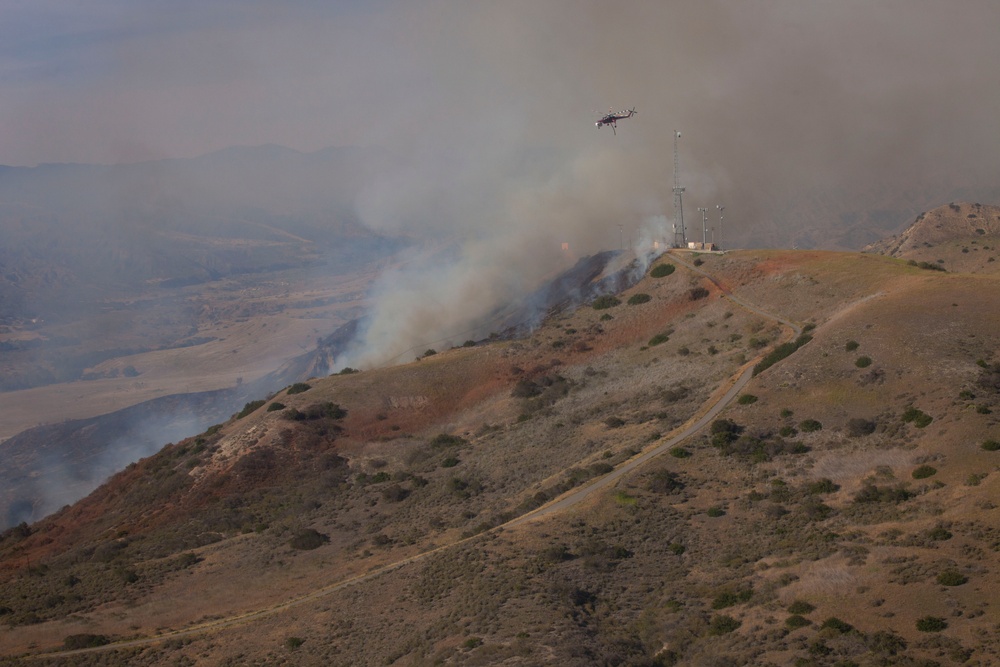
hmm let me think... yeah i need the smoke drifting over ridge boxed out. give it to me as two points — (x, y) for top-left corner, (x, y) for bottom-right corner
(4, 1), (1000, 368)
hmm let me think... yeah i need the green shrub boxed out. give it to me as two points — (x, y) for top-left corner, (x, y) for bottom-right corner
(820, 617), (854, 634)
(912, 465), (937, 479)
(63, 634), (110, 650)
(266, 402), (285, 412)
(689, 287), (710, 301)
(338, 366), (360, 374)
(737, 394), (758, 405)
(926, 525), (953, 541)
(712, 588), (752, 609)
(289, 528), (329, 550)
(668, 543), (686, 555)
(648, 332), (670, 346)
(441, 457), (460, 468)
(855, 356), (872, 368)
(669, 447), (691, 458)
(853, 484), (914, 504)
(430, 433), (469, 448)
(753, 334), (813, 376)
(799, 419), (823, 432)
(648, 469), (685, 494)
(916, 616), (947, 632)
(285, 637), (304, 650)
(604, 416), (626, 428)
(286, 382), (311, 395)
(706, 506), (726, 517)
(237, 400), (266, 419)
(902, 406), (933, 428)
(650, 263), (676, 277)
(627, 293), (652, 305)
(807, 478), (839, 494)
(787, 600), (816, 615)
(981, 439), (1000, 451)
(592, 295), (621, 310)
(708, 614), (741, 635)
(936, 570), (968, 586)
(779, 425), (797, 437)
(846, 418), (876, 437)
(845, 340), (860, 351)
(786, 615), (812, 629)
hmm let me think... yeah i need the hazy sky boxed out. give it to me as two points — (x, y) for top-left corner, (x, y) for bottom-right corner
(3, 1), (998, 171)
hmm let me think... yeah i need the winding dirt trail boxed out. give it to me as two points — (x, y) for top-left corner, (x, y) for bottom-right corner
(32, 252), (802, 659)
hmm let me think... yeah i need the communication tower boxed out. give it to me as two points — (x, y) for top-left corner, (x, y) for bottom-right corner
(672, 131), (686, 247)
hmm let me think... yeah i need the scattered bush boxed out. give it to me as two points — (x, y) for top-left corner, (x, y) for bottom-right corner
(936, 570), (968, 586)
(981, 439), (1000, 451)
(441, 457), (459, 468)
(855, 356), (872, 368)
(916, 616), (948, 632)
(737, 394), (758, 405)
(266, 402), (285, 412)
(627, 293), (652, 305)
(286, 382), (311, 395)
(845, 340), (860, 351)
(669, 447), (691, 458)
(912, 465), (937, 479)
(650, 263), (676, 277)
(592, 295), (621, 310)
(285, 637), (305, 650)
(706, 506), (726, 517)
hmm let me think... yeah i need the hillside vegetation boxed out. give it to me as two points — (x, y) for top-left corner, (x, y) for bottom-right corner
(1, 204), (999, 665)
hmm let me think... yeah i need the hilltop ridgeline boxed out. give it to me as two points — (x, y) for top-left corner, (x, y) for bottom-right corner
(2, 218), (1000, 664)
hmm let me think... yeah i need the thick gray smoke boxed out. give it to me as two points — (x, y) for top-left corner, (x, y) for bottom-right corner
(4, 1), (1000, 368)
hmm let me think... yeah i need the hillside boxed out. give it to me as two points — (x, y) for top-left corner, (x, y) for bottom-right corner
(1, 221), (1000, 665)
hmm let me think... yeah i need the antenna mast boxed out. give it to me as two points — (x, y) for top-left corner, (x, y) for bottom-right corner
(673, 130), (686, 247)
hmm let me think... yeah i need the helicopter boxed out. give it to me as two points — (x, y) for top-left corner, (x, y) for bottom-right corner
(595, 107), (637, 134)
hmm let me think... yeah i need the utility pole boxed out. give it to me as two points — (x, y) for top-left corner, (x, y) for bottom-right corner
(697, 207), (708, 246)
(716, 205), (725, 249)
(618, 224), (624, 251)
(673, 131), (686, 248)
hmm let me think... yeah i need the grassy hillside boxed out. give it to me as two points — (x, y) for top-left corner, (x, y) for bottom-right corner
(1, 235), (999, 665)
